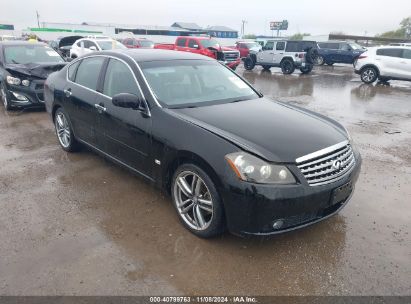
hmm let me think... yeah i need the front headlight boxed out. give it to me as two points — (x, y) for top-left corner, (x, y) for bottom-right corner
(225, 152), (296, 184)
(6, 76), (21, 85)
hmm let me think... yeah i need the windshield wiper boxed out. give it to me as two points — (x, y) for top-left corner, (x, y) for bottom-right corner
(11, 59), (20, 64)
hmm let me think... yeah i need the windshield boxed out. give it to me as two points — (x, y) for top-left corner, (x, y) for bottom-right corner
(4, 45), (64, 64)
(141, 60), (259, 108)
(201, 39), (220, 49)
(140, 40), (154, 48)
(244, 42), (260, 49)
(349, 42), (363, 50)
(96, 40), (126, 50)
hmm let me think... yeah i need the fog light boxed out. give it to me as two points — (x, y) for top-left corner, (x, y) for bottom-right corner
(272, 219), (284, 230)
(22, 80), (30, 86)
(11, 91), (29, 102)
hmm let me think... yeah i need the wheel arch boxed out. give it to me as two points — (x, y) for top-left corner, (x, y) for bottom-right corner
(280, 56), (295, 64)
(164, 150), (224, 196)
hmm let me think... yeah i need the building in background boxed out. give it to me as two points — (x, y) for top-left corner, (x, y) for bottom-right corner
(206, 25), (238, 38)
(171, 22), (203, 32)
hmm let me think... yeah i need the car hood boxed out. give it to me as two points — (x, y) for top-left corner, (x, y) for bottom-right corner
(168, 98), (348, 163)
(221, 46), (238, 52)
(5, 62), (67, 79)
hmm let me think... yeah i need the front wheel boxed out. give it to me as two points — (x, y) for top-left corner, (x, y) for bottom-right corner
(172, 164), (225, 238)
(360, 67), (378, 84)
(54, 107), (80, 152)
(1, 82), (11, 111)
(281, 59), (295, 74)
(300, 65), (313, 74)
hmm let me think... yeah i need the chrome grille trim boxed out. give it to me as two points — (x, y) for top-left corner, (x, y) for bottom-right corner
(296, 140), (355, 186)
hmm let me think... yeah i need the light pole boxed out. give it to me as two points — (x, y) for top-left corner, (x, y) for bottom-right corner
(241, 20), (247, 38)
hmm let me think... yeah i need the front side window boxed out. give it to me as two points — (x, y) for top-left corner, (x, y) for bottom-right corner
(3, 45), (64, 64)
(264, 41), (274, 50)
(141, 60), (259, 108)
(188, 39), (198, 49)
(103, 59), (141, 98)
(74, 57), (105, 91)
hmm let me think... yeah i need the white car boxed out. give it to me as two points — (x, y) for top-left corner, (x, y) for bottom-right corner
(70, 37), (126, 58)
(354, 46), (411, 83)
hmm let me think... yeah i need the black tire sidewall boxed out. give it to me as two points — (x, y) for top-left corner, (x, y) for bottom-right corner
(244, 57), (255, 70)
(54, 107), (79, 152)
(281, 60), (295, 74)
(171, 163), (225, 238)
(1, 82), (11, 111)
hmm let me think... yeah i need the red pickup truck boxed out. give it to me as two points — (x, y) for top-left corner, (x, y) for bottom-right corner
(155, 36), (241, 70)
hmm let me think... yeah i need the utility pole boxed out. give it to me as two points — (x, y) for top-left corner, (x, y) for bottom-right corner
(36, 10), (40, 28)
(241, 20), (247, 38)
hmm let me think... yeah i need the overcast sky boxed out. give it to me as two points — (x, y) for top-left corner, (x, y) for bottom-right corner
(2, 0), (410, 36)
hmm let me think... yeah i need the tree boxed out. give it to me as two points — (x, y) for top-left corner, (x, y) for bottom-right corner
(377, 16), (410, 39)
(243, 34), (256, 39)
(289, 33), (311, 40)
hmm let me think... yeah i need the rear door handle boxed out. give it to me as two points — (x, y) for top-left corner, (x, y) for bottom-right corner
(64, 88), (72, 97)
(94, 104), (106, 113)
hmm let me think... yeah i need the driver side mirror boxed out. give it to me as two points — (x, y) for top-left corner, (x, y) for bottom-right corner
(89, 46), (97, 51)
(112, 93), (145, 110)
(193, 44), (199, 49)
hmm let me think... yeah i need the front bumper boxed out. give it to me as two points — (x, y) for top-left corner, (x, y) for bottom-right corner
(220, 151), (362, 236)
(5, 80), (46, 108)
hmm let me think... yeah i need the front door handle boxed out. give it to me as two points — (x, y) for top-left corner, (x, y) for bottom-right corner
(94, 104), (106, 113)
(64, 88), (72, 97)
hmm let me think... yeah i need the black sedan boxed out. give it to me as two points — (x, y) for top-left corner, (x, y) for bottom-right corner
(44, 49), (361, 238)
(0, 41), (66, 110)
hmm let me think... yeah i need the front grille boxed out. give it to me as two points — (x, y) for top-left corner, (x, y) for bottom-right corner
(296, 141), (355, 186)
(35, 83), (44, 90)
(223, 51), (239, 62)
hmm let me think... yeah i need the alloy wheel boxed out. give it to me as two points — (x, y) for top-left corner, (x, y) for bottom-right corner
(173, 171), (213, 231)
(55, 112), (71, 148)
(362, 68), (376, 83)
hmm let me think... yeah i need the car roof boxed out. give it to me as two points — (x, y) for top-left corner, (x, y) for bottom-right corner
(100, 49), (214, 62)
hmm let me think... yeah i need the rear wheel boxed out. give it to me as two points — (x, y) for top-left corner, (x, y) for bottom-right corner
(326, 62), (334, 66)
(172, 163), (225, 238)
(243, 57), (255, 70)
(300, 65), (313, 74)
(54, 107), (80, 152)
(315, 55), (325, 65)
(281, 59), (295, 74)
(1, 82), (11, 111)
(360, 67), (378, 84)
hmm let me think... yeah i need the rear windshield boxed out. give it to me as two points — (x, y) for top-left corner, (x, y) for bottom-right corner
(3, 45), (64, 64)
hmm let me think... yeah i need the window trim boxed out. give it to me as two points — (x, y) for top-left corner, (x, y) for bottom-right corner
(66, 54), (151, 115)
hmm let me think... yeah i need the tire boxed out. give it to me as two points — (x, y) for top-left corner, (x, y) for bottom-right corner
(305, 48), (319, 65)
(243, 56), (255, 70)
(360, 66), (378, 84)
(171, 163), (225, 238)
(262, 65), (271, 71)
(326, 62), (334, 66)
(1, 82), (12, 111)
(280, 59), (295, 75)
(315, 55), (325, 65)
(54, 107), (80, 152)
(300, 65), (313, 74)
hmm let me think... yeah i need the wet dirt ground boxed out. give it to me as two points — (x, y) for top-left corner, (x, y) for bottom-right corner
(0, 65), (410, 296)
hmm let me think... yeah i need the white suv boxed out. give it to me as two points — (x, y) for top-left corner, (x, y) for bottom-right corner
(70, 37), (126, 58)
(354, 46), (411, 83)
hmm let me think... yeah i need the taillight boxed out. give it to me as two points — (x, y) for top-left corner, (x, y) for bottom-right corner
(295, 53), (304, 58)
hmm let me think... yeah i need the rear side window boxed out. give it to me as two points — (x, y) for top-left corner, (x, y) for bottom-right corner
(402, 49), (411, 59)
(276, 42), (285, 51)
(285, 41), (299, 52)
(74, 57), (105, 91)
(68, 61), (80, 81)
(176, 38), (187, 47)
(376, 48), (403, 58)
(103, 59), (142, 98)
